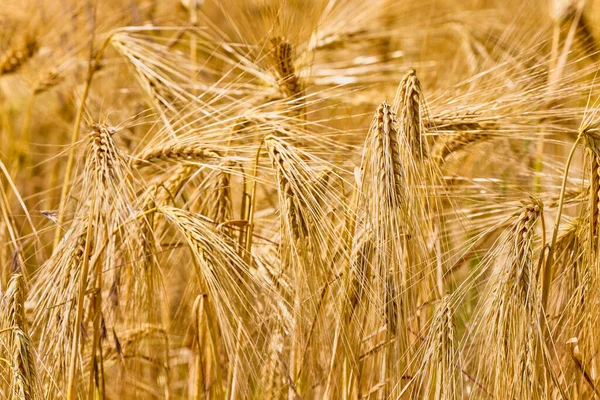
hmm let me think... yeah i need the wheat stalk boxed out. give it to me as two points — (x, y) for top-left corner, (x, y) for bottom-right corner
(261, 328), (284, 400)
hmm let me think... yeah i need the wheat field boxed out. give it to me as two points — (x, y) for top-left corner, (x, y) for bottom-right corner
(2, 0), (600, 398)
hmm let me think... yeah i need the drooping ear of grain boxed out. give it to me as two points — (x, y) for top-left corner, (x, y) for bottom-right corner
(159, 206), (264, 398)
(264, 135), (339, 261)
(264, 134), (342, 397)
(134, 143), (222, 165)
(468, 198), (544, 399)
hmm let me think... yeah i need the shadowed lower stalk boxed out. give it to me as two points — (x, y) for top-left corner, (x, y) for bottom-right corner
(5, 274), (39, 400)
(564, 123), (600, 395)
(192, 294), (206, 400)
(414, 295), (460, 399)
(66, 202), (96, 400)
